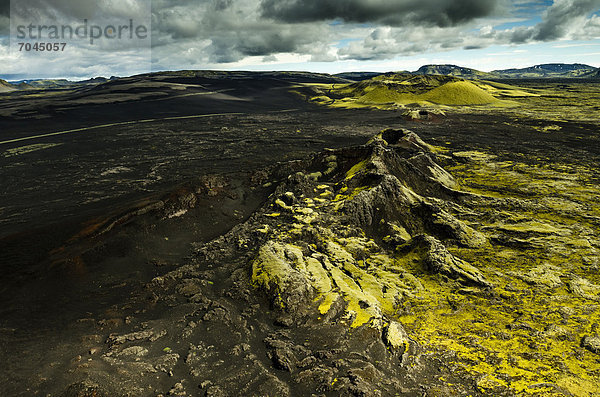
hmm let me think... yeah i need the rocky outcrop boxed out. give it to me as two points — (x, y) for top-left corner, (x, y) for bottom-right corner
(57, 129), (504, 395)
(246, 128), (492, 330)
(411, 235), (491, 288)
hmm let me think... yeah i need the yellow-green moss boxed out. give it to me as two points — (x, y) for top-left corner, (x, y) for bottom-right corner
(251, 144), (600, 395)
(345, 160), (368, 180)
(407, 148), (600, 396)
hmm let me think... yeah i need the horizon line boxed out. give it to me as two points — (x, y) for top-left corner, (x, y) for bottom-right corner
(2, 61), (599, 83)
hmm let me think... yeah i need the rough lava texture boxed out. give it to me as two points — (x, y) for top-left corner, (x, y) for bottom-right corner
(56, 128), (600, 396)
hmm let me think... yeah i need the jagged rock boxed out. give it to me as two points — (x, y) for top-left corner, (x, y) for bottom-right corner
(61, 381), (107, 397)
(544, 324), (572, 341)
(568, 277), (600, 301)
(342, 174), (420, 229)
(403, 152), (458, 191)
(167, 381), (187, 396)
(264, 332), (311, 373)
(116, 346), (148, 358)
(205, 385), (225, 397)
(267, 344), (297, 372)
(106, 330), (156, 346)
(383, 321), (410, 354)
(414, 235), (492, 288)
(521, 263), (562, 288)
(381, 221), (412, 245)
(176, 278), (204, 297)
(251, 241), (314, 313)
(372, 129), (433, 153)
(581, 335), (600, 354)
(248, 128), (494, 334)
(155, 353), (180, 374)
(254, 374), (291, 397)
(424, 204), (487, 248)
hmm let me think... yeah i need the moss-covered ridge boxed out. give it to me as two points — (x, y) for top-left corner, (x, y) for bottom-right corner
(250, 129), (492, 333)
(247, 129), (600, 395)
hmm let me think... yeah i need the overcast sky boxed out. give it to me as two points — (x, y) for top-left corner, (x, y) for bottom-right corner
(1, 0), (599, 80)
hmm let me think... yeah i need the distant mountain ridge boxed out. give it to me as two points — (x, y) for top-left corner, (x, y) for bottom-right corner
(411, 63), (599, 80)
(492, 63), (597, 78)
(8, 77), (114, 89)
(413, 64), (494, 79)
(335, 63), (599, 82)
(2, 63), (599, 93)
(334, 72), (391, 81)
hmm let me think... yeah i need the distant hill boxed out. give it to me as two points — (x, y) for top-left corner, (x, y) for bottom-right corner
(412, 63), (599, 79)
(133, 70), (350, 85)
(582, 69), (600, 78)
(19, 79), (73, 89)
(492, 63), (597, 79)
(8, 77), (111, 90)
(0, 78), (17, 93)
(309, 73), (510, 109)
(359, 74), (499, 105)
(334, 72), (385, 81)
(14, 82), (33, 89)
(413, 64), (494, 80)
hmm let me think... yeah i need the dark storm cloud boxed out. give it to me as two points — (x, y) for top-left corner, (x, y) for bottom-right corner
(151, 0), (329, 63)
(212, 0), (233, 11)
(533, 0), (600, 40)
(207, 26), (322, 62)
(0, 0), (8, 16)
(500, 0), (600, 43)
(10, 0), (150, 22)
(261, 0), (503, 27)
(222, 37), (324, 63)
(0, 0), (8, 35)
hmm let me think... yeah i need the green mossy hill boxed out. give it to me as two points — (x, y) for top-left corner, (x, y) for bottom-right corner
(422, 81), (498, 105)
(305, 73), (506, 108)
(0, 78), (16, 93)
(585, 69), (600, 78)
